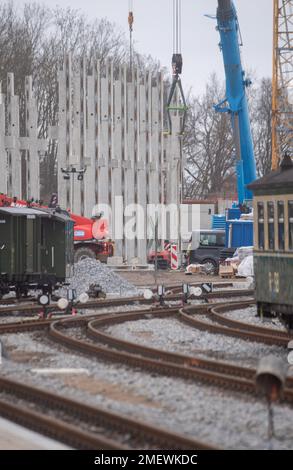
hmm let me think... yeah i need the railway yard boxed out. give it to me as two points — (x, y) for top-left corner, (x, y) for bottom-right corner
(0, 263), (292, 451)
(0, 0), (293, 459)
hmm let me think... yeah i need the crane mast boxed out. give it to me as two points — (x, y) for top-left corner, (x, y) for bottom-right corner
(215, 0), (256, 204)
(272, 0), (293, 169)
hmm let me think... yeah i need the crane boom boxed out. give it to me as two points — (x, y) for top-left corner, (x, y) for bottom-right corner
(215, 0), (256, 204)
(272, 0), (293, 169)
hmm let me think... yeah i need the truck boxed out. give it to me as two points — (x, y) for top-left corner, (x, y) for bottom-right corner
(0, 193), (114, 263)
(188, 229), (226, 275)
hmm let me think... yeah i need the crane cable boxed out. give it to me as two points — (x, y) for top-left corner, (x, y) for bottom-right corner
(173, 0), (181, 55)
(167, 0), (187, 135)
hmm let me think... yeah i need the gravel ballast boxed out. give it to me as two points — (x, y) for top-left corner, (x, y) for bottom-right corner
(222, 305), (286, 331)
(105, 317), (288, 368)
(1, 330), (293, 449)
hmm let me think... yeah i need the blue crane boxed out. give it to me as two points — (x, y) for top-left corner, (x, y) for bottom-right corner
(214, 0), (256, 204)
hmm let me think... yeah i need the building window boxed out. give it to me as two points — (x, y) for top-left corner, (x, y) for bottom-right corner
(278, 201), (285, 251)
(257, 202), (264, 250)
(267, 202), (275, 250)
(289, 201), (293, 250)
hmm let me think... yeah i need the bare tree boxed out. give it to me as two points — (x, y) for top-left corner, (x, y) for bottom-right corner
(250, 78), (272, 177)
(0, 1), (156, 199)
(183, 74), (235, 198)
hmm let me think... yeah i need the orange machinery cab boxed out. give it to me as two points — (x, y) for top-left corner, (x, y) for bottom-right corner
(72, 213), (114, 261)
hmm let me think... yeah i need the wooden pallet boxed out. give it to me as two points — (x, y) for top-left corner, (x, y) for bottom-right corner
(219, 266), (234, 279)
(220, 273), (235, 279)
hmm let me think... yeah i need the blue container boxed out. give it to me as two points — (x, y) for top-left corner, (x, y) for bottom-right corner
(212, 214), (226, 230)
(225, 220), (253, 248)
(226, 208), (241, 221)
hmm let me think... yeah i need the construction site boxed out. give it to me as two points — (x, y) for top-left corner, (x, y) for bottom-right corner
(0, 0), (292, 459)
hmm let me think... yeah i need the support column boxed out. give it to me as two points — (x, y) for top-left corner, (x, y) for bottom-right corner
(7, 73), (21, 198)
(72, 63), (82, 214)
(25, 76), (39, 200)
(84, 62), (97, 217)
(166, 115), (181, 207)
(98, 63), (110, 207)
(124, 73), (136, 263)
(0, 87), (7, 194)
(159, 72), (165, 205)
(166, 115), (181, 244)
(112, 67), (123, 257)
(149, 77), (160, 206)
(57, 55), (73, 210)
(137, 75), (147, 263)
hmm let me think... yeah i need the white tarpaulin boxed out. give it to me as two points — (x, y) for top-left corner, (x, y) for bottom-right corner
(237, 255), (254, 277)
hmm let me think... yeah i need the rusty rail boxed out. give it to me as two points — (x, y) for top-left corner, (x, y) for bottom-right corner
(0, 377), (216, 450)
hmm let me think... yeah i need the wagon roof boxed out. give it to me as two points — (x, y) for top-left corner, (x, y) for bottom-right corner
(0, 207), (71, 222)
(248, 154), (293, 193)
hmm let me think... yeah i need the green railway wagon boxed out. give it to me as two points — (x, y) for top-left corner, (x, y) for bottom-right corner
(248, 154), (293, 330)
(254, 254), (293, 321)
(0, 207), (74, 298)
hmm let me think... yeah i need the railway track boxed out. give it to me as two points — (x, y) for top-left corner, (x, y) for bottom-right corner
(45, 305), (293, 403)
(0, 288), (254, 317)
(2, 289), (291, 449)
(0, 377), (215, 450)
(0, 288), (253, 337)
(0, 281), (235, 304)
(181, 302), (291, 347)
(210, 303), (291, 340)
(0, 297), (35, 306)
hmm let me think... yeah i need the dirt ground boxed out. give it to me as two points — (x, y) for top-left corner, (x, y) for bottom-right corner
(118, 270), (244, 288)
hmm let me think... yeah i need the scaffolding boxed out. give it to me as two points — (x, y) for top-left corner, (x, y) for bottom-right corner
(272, 0), (293, 169)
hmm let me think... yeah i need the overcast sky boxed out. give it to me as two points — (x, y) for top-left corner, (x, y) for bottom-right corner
(18, 0), (273, 94)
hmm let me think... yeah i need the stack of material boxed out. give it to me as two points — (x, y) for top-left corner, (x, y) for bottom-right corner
(185, 264), (204, 274)
(219, 246), (254, 278)
(60, 259), (139, 297)
(219, 265), (235, 279)
(220, 249), (239, 278)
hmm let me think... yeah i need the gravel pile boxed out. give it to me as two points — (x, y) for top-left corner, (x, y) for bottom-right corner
(60, 259), (139, 298)
(1, 331), (293, 449)
(105, 317), (288, 369)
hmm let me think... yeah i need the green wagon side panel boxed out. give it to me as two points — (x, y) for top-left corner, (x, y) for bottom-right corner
(1, 208), (74, 284)
(39, 219), (74, 280)
(254, 254), (293, 307)
(0, 215), (12, 275)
